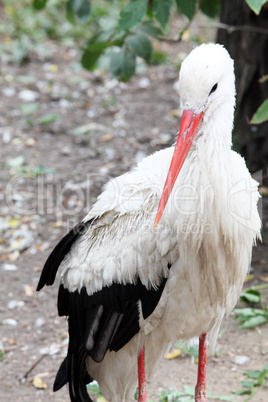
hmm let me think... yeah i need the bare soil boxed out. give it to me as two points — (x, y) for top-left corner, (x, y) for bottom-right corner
(0, 39), (267, 402)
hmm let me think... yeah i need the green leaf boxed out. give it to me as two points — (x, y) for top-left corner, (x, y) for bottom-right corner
(250, 98), (268, 124)
(32, 0), (48, 10)
(110, 47), (136, 81)
(235, 308), (266, 317)
(240, 290), (261, 304)
(118, 0), (147, 33)
(138, 21), (164, 37)
(175, 0), (196, 20)
(239, 314), (268, 329)
(66, 1), (76, 24)
(183, 384), (195, 396)
(218, 396), (234, 401)
(200, 0), (220, 18)
(67, 0), (91, 22)
(153, 0), (173, 29)
(243, 370), (262, 379)
(81, 41), (108, 70)
(241, 379), (255, 389)
(125, 33), (152, 62)
(245, 0), (267, 14)
(33, 165), (55, 175)
(19, 102), (39, 115)
(257, 369), (268, 386)
(233, 389), (251, 395)
(7, 155), (25, 168)
(37, 114), (61, 125)
(87, 382), (101, 395)
(152, 50), (167, 64)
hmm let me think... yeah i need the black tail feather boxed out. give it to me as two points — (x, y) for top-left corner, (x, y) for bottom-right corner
(69, 348), (93, 402)
(53, 356), (68, 392)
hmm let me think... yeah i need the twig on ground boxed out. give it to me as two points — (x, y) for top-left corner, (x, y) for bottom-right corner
(19, 354), (48, 383)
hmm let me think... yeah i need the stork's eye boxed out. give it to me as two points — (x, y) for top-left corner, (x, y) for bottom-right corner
(209, 83), (218, 96)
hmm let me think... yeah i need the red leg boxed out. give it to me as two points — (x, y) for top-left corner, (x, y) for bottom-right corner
(195, 333), (207, 402)
(138, 346), (147, 402)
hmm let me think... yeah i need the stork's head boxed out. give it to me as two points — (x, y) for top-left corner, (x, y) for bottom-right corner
(154, 44), (235, 229)
(178, 43), (235, 119)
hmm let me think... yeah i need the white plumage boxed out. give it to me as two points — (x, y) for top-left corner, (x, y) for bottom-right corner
(37, 44), (261, 402)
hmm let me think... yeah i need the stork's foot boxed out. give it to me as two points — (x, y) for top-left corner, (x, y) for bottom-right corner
(195, 384), (207, 402)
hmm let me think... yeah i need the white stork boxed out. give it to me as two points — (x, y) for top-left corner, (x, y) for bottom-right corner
(37, 44), (261, 402)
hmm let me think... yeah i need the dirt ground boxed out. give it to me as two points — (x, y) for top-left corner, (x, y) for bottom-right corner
(0, 36), (268, 402)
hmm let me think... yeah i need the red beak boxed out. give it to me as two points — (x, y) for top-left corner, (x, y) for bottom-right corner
(154, 109), (203, 229)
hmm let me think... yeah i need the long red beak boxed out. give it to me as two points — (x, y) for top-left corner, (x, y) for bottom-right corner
(154, 109), (203, 229)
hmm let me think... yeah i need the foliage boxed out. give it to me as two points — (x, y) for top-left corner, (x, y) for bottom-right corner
(157, 385), (195, 401)
(0, 0), (90, 64)
(235, 285), (268, 329)
(173, 341), (199, 360)
(250, 98), (268, 124)
(244, 0), (267, 14)
(157, 385), (234, 401)
(27, 0), (222, 80)
(87, 381), (107, 401)
(3, 0), (268, 82)
(234, 364), (268, 401)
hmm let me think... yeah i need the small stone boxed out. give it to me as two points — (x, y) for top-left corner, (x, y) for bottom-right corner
(2, 318), (18, 326)
(233, 355), (250, 365)
(2, 130), (12, 143)
(1, 263), (17, 271)
(35, 317), (45, 327)
(138, 77), (150, 88)
(7, 300), (20, 310)
(18, 90), (39, 102)
(2, 87), (16, 97)
(135, 151), (146, 164)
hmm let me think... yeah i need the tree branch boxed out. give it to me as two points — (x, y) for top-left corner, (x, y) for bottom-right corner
(200, 22), (268, 35)
(155, 21), (268, 44)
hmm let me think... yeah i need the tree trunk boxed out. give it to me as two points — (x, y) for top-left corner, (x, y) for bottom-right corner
(217, 0), (268, 173)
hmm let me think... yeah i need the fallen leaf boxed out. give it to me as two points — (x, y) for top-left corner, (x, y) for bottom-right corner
(49, 64), (58, 72)
(164, 348), (182, 360)
(181, 29), (190, 41)
(37, 114), (61, 125)
(100, 133), (113, 142)
(24, 284), (34, 297)
(52, 221), (63, 228)
(3, 251), (20, 261)
(169, 109), (180, 117)
(244, 274), (254, 283)
(7, 155), (25, 168)
(73, 122), (107, 136)
(260, 275), (268, 282)
(8, 218), (21, 228)
(33, 376), (47, 389)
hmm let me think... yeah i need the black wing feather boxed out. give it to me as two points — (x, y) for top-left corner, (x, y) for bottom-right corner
(37, 221), (171, 401)
(36, 221), (91, 291)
